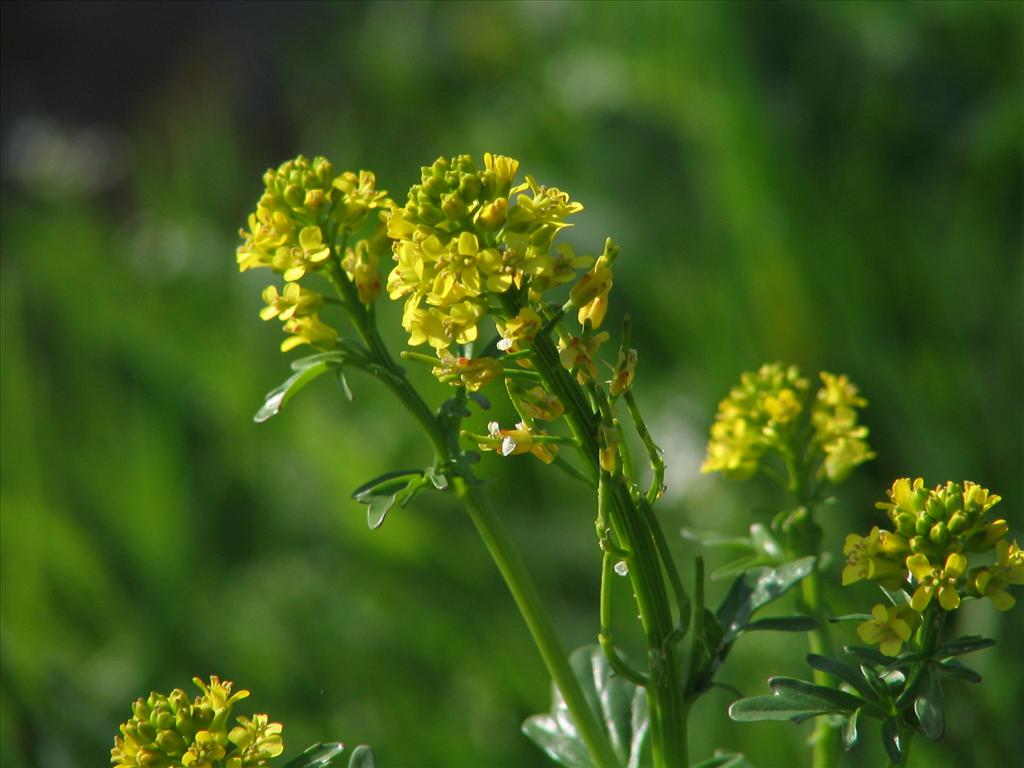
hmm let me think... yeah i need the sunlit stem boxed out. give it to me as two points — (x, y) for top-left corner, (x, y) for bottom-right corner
(323, 246), (621, 768)
(623, 391), (665, 506)
(782, 442), (838, 768)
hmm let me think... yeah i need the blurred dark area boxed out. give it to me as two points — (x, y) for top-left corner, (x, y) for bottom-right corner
(1, 2), (1021, 767)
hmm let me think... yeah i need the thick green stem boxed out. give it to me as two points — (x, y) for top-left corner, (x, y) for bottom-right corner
(328, 272), (620, 768)
(782, 447), (837, 768)
(528, 328), (689, 767)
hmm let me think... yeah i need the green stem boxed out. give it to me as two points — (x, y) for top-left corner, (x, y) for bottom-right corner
(328, 271), (620, 768)
(782, 445), (837, 768)
(526, 325), (689, 767)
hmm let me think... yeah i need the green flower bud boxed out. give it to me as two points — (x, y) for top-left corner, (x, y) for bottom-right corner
(911, 487), (930, 512)
(929, 522), (950, 547)
(947, 511), (969, 535)
(915, 516), (932, 536)
(417, 204), (445, 225)
(895, 513), (917, 537)
(441, 192), (468, 220)
(926, 497), (947, 522)
(423, 175), (449, 198)
(910, 535), (928, 554)
(458, 174), (481, 200)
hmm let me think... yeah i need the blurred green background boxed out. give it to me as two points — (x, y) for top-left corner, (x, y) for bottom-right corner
(2, 2), (1021, 766)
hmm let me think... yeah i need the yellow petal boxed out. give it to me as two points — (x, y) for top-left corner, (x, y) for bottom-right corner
(911, 585), (932, 613)
(938, 584), (961, 611)
(944, 553), (967, 579)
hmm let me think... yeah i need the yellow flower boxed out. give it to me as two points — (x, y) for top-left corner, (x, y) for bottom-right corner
(282, 226), (332, 282)
(507, 381), (564, 422)
(476, 421), (558, 463)
(609, 347), (637, 397)
(496, 307), (543, 352)
(341, 237), (383, 304)
(570, 256), (613, 330)
(971, 540), (1024, 611)
(700, 363), (809, 479)
(331, 169), (391, 224)
(260, 282), (322, 322)
(431, 353), (503, 391)
(810, 371), (873, 482)
(841, 527), (907, 587)
(280, 314), (338, 353)
(558, 332), (610, 384)
(857, 604), (920, 657)
(907, 552), (968, 612)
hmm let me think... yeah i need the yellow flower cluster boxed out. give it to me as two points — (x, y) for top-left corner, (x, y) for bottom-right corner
(237, 155), (391, 352)
(385, 153), (592, 351)
(112, 676), (283, 768)
(844, 478), (1020, 617)
(701, 363), (873, 482)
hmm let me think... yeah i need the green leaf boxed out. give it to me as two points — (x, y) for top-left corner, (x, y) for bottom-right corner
(844, 644), (901, 668)
(767, 677), (863, 713)
(290, 350), (350, 370)
(335, 368), (354, 401)
(914, 668), (944, 740)
(743, 616), (818, 633)
(522, 645), (650, 768)
(881, 717), (903, 765)
(282, 743), (346, 768)
(935, 634), (997, 658)
(716, 557), (816, 645)
(749, 523), (783, 560)
(255, 361), (335, 423)
(842, 708), (860, 751)
(690, 751), (754, 768)
(680, 528), (754, 549)
(828, 613), (875, 623)
(351, 470), (427, 530)
(805, 654), (877, 703)
(711, 555), (769, 581)
(347, 745), (376, 768)
(729, 677), (860, 723)
(936, 658), (981, 684)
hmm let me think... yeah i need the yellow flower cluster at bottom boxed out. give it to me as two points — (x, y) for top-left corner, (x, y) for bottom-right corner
(111, 676), (283, 768)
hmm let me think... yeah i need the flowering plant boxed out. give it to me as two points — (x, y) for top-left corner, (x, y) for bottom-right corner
(111, 154), (1017, 768)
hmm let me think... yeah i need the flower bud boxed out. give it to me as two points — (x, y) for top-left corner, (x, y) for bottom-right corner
(283, 184), (305, 208)
(929, 522), (950, 548)
(441, 192), (468, 220)
(947, 512), (969, 535)
(895, 513), (917, 537)
(479, 197), (507, 228)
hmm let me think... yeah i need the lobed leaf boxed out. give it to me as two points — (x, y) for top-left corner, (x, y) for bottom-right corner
(522, 645), (650, 768)
(716, 557), (816, 645)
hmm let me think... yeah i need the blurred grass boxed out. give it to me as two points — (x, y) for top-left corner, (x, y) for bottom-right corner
(1, 2), (1021, 767)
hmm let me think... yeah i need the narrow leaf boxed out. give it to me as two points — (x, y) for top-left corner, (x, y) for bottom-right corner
(255, 362), (332, 423)
(881, 718), (903, 765)
(351, 470), (424, 501)
(842, 708), (860, 751)
(282, 743), (346, 768)
(711, 555), (769, 581)
(749, 523), (783, 559)
(347, 745), (376, 768)
(806, 654), (877, 702)
(935, 635), (997, 658)
(716, 557), (816, 644)
(936, 659), (982, 684)
(767, 677), (863, 712)
(335, 368), (354, 401)
(690, 752), (754, 768)
(743, 616), (818, 633)
(914, 669), (944, 740)
(521, 716), (593, 768)
(728, 694), (837, 723)
(680, 528), (754, 549)
(367, 495), (396, 530)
